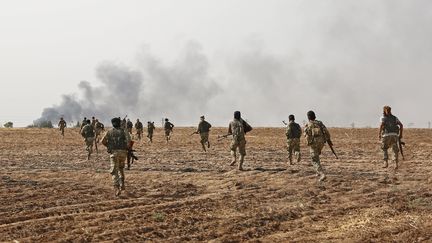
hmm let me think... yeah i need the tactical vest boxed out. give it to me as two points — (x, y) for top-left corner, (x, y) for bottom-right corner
(383, 115), (399, 134)
(231, 119), (245, 141)
(82, 125), (95, 138)
(135, 122), (143, 129)
(308, 121), (325, 138)
(198, 121), (211, 133)
(107, 128), (128, 151)
(164, 122), (173, 130)
(287, 122), (302, 139)
(148, 124), (155, 132)
(96, 122), (104, 129)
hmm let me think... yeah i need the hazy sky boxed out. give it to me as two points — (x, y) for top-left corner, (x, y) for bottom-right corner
(1, 0), (431, 127)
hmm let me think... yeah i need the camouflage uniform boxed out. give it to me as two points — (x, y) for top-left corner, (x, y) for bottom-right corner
(164, 121), (174, 142)
(228, 118), (251, 170)
(197, 120), (212, 151)
(127, 120), (133, 134)
(80, 123), (95, 160)
(380, 114), (401, 168)
(147, 122), (155, 143)
(286, 121), (302, 164)
(135, 120), (144, 140)
(94, 120), (105, 142)
(304, 120), (330, 181)
(121, 119), (127, 131)
(80, 118), (87, 131)
(58, 119), (67, 136)
(91, 117), (96, 128)
(101, 127), (131, 194)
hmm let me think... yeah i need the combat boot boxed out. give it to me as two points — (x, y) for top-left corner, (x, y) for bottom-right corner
(238, 155), (245, 171)
(318, 172), (326, 182)
(114, 186), (121, 196)
(394, 160), (399, 170)
(120, 179), (125, 191)
(382, 159), (388, 168)
(288, 157), (293, 166)
(296, 152), (301, 163)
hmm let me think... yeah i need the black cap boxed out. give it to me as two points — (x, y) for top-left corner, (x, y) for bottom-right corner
(111, 117), (121, 128)
(307, 110), (316, 120)
(234, 111), (241, 119)
(289, 114), (295, 121)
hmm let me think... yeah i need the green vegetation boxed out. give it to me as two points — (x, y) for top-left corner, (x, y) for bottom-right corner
(28, 120), (53, 128)
(3, 122), (13, 128)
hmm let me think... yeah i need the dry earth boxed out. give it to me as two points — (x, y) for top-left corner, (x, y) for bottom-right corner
(1, 127), (432, 242)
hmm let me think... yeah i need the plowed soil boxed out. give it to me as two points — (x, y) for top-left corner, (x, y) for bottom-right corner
(1, 127), (432, 242)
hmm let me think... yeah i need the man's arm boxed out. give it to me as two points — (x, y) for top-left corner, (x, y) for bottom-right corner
(379, 122), (384, 140)
(227, 123), (232, 135)
(285, 124), (290, 136)
(397, 121), (403, 139)
(101, 132), (108, 147)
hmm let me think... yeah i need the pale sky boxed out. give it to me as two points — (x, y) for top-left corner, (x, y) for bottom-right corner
(1, 1), (431, 127)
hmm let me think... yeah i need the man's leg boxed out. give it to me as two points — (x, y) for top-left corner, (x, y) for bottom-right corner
(230, 141), (237, 166)
(118, 152), (127, 191)
(110, 154), (121, 196)
(294, 138), (301, 163)
(381, 137), (390, 168)
(238, 140), (246, 171)
(287, 140), (294, 165)
(391, 136), (400, 169)
(310, 143), (325, 181)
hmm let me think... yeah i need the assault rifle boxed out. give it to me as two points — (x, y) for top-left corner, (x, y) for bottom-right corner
(190, 131), (199, 136)
(326, 140), (339, 159)
(399, 138), (405, 160)
(127, 141), (138, 170)
(282, 120), (288, 126)
(217, 134), (231, 141)
(318, 123), (339, 159)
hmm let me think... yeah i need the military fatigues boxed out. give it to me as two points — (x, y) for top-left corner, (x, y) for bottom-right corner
(147, 122), (155, 143)
(135, 121), (144, 140)
(80, 119), (87, 131)
(228, 119), (251, 170)
(304, 120), (330, 181)
(95, 121), (105, 142)
(164, 121), (174, 142)
(286, 121), (302, 164)
(197, 120), (212, 151)
(381, 115), (401, 168)
(81, 124), (95, 160)
(127, 120), (133, 134)
(101, 128), (131, 194)
(58, 120), (66, 136)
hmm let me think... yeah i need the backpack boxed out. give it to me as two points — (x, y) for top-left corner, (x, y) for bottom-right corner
(107, 128), (128, 151)
(383, 115), (400, 134)
(231, 119), (245, 142)
(242, 119), (253, 133)
(82, 125), (95, 138)
(288, 122), (301, 139)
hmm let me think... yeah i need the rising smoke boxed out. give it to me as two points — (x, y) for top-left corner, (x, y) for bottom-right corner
(35, 41), (221, 126)
(36, 1), (432, 127)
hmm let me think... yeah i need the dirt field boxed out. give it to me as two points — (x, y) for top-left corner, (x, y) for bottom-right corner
(1, 127), (432, 242)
